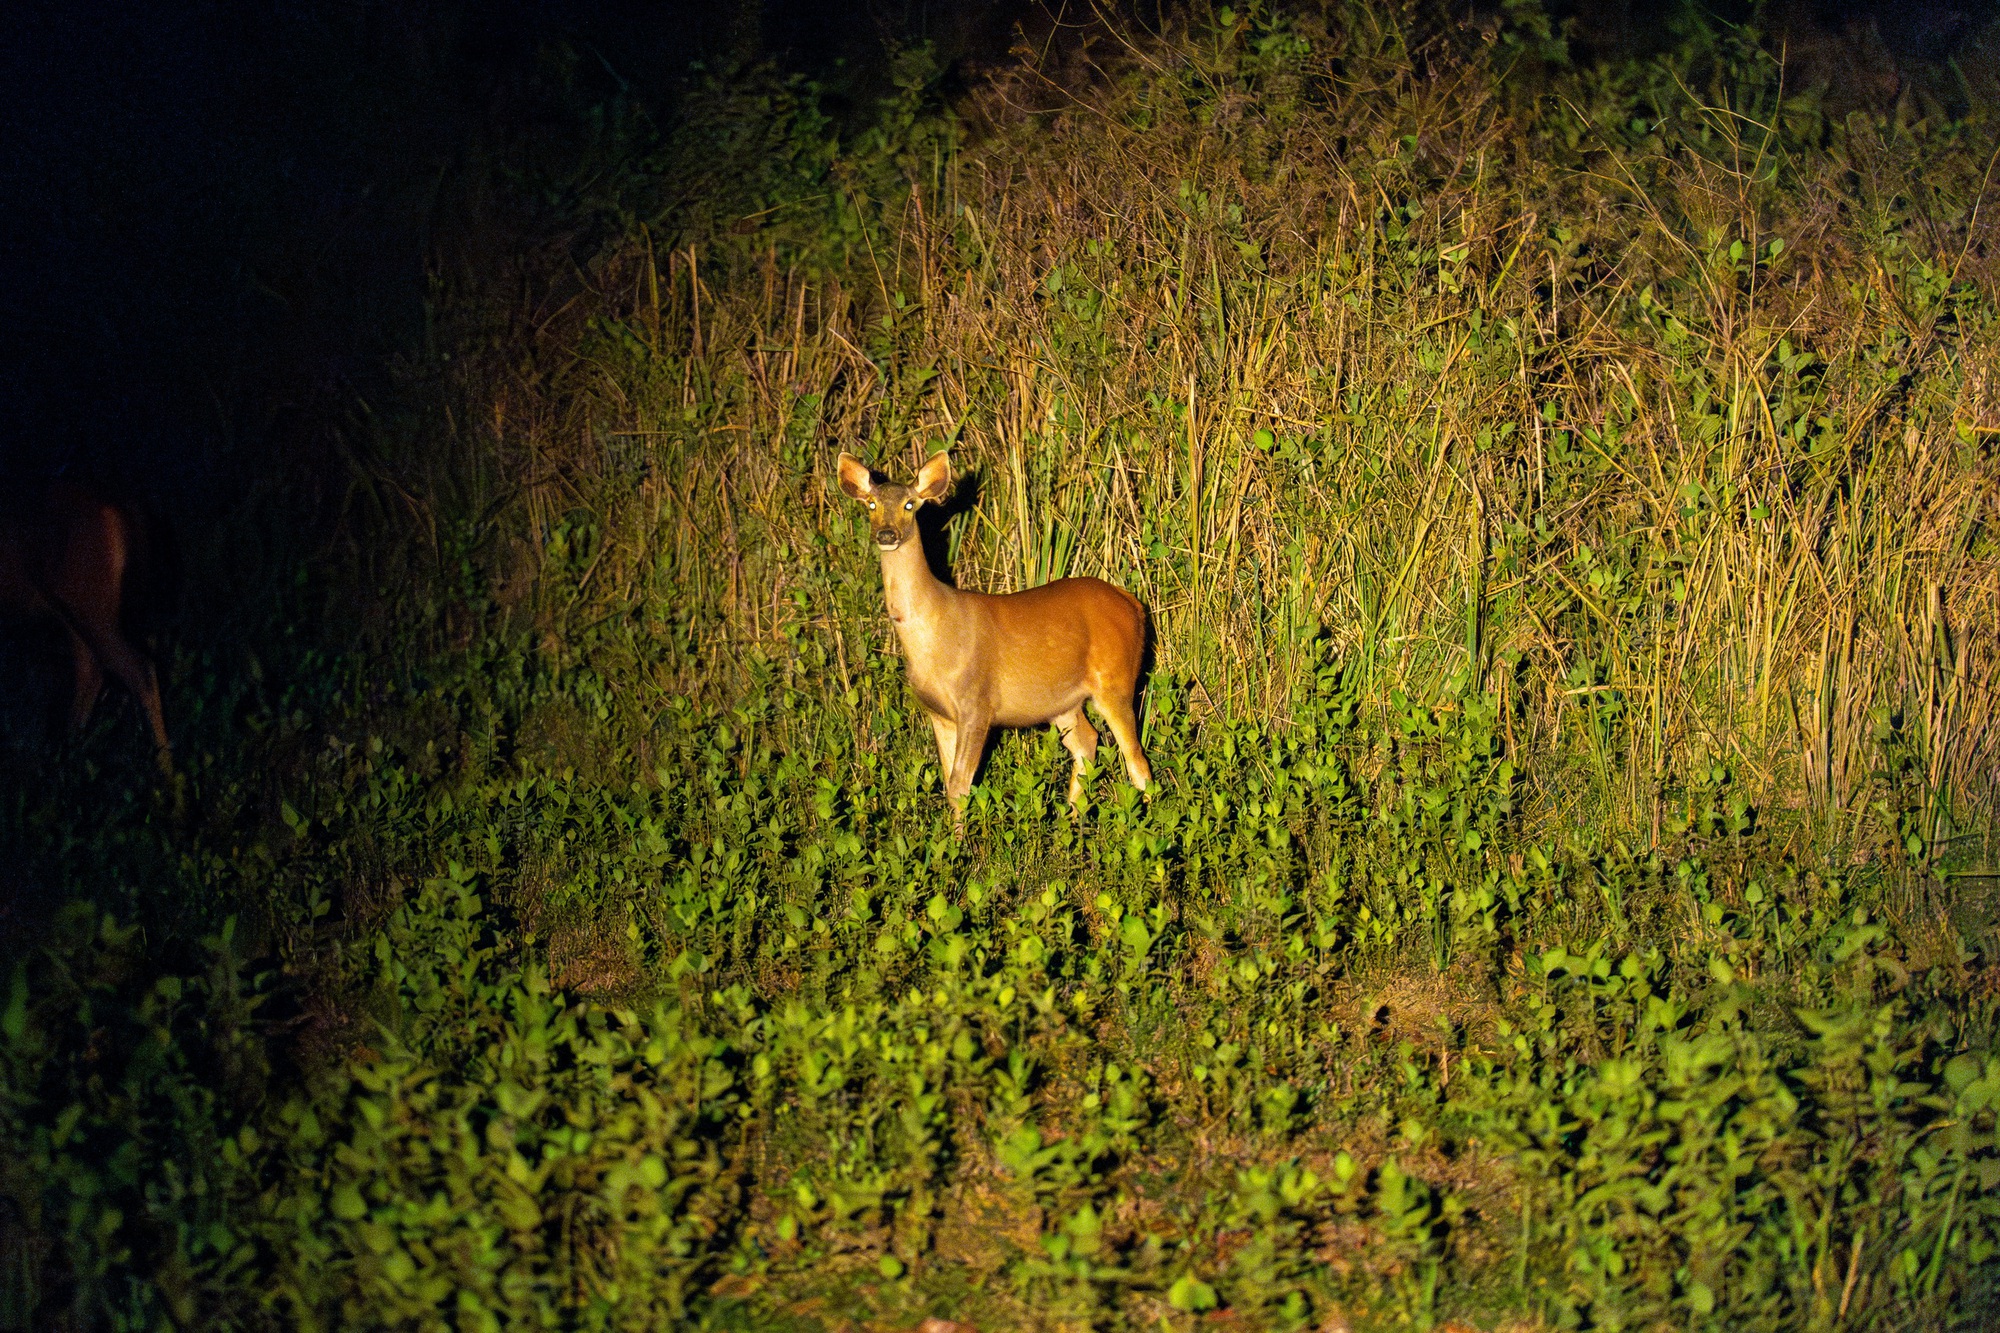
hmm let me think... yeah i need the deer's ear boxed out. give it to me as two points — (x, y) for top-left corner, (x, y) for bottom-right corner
(914, 451), (952, 503)
(836, 452), (874, 500)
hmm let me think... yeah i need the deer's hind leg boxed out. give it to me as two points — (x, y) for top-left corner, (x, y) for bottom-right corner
(1093, 688), (1152, 792)
(64, 618), (173, 774)
(65, 630), (104, 731)
(1053, 707), (1100, 806)
(98, 636), (170, 772)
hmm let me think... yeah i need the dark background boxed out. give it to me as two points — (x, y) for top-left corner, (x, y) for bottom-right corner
(0, 0), (1991, 497)
(0, 0), (1036, 495)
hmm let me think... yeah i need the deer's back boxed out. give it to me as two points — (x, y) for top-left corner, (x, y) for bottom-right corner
(0, 483), (136, 624)
(979, 576), (1143, 644)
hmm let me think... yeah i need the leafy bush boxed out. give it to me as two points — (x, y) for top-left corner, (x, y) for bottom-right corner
(237, 864), (740, 1330)
(0, 908), (267, 1332)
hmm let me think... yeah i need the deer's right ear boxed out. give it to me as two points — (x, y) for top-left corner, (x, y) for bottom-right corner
(836, 452), (874, 500)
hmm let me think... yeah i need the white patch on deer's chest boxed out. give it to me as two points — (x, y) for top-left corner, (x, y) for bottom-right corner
(891, 623), (961, 715)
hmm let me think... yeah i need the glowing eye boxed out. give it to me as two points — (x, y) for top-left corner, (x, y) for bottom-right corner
(867, 501), (876, 509)
(904, 501), (915, 510)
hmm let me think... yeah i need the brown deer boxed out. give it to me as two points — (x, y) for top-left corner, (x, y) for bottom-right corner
(0, 480), (172, 773)
(837, 450), (1150, 824)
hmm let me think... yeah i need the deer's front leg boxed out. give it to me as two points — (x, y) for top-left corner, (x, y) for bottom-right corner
(925, 711), (957, 791)
(945, 709), (992, 829)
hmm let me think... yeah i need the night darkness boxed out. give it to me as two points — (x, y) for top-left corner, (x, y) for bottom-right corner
(0, 1), (1037, 490)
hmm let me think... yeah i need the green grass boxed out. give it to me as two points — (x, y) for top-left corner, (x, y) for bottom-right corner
(8, 2), (2000, 1329)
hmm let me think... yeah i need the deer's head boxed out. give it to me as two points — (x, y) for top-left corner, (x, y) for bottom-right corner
(836, 451), (951, 553)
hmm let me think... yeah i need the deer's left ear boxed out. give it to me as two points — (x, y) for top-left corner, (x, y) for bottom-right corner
(914, 451), (952, 503)
(837, 451), (875, 500)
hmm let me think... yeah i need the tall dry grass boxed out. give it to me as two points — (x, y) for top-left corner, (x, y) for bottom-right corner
(453, 4), (2000, 856)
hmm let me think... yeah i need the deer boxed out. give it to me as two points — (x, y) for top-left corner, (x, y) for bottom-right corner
(836, 449), (1151, 825)
(0, 480), (173, 775)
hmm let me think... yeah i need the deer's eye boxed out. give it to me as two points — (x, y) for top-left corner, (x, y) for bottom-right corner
(904, 500), (914, 511)
(867, 501), (876, 509)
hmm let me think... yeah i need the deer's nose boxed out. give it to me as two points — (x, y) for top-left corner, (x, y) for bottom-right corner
(874, 529), (900, 549)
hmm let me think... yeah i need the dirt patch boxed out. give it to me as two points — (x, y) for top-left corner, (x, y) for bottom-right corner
(931, 1180), (1042, 1269)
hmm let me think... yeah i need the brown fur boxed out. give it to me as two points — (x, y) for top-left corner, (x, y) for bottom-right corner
(837, 450), (1150, 824)
(0, 481), (172, 772)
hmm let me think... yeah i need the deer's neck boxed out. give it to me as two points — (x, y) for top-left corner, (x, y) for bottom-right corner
(877, 541), (954, 635)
